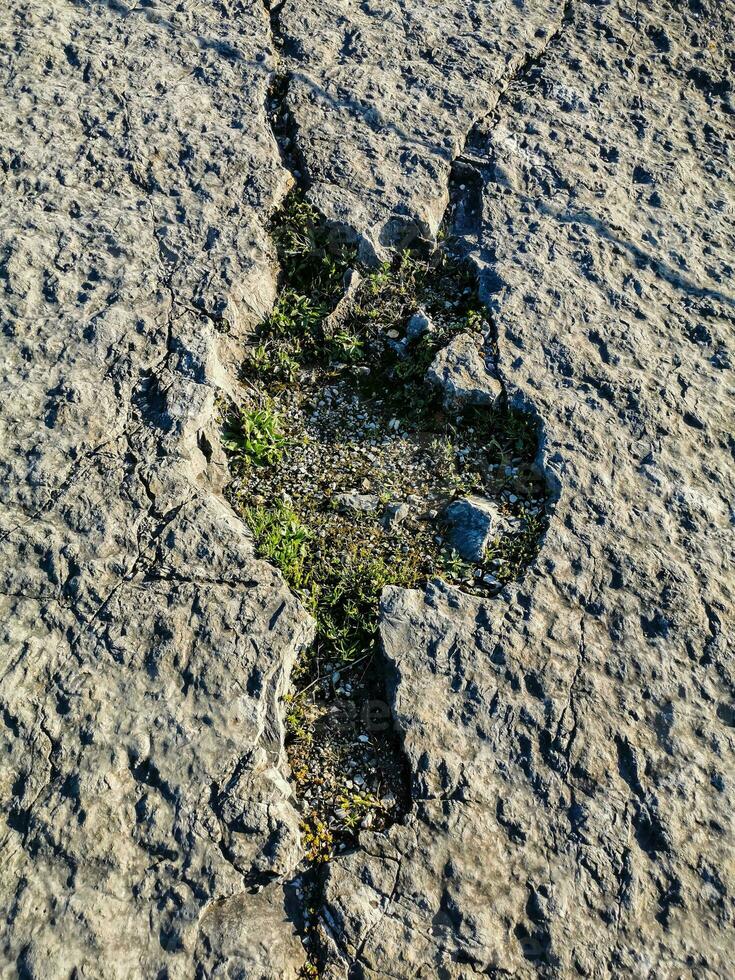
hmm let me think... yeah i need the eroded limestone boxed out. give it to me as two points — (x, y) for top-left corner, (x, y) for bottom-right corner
(2, 0), (733, 976)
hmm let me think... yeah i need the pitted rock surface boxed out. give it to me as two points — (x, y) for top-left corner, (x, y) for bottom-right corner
(315, 0), (735, 976)
(0, 1), (310, 976)
(2, 0), (734, 977)
(278, 0), (567, 259)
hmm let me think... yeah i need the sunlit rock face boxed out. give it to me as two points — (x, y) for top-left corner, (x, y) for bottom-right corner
(1, 0), (733, 976)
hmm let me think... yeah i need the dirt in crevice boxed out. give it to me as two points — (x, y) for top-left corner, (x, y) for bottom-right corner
(223, 23), (551, 973)
(223, 198), (549, 971)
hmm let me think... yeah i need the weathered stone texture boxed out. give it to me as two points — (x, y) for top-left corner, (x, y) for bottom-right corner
(279, 0), (567, 258)
(2, 0), (734, 976)
(0, 1), (310, 976)
(426, 331), (503, 407)
(316, 0), (735, 975)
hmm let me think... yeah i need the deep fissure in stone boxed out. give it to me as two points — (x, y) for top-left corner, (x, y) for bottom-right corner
(223, 203), (549, 965)
(224, 206), (549, 955)
(223, 32), (550, 972)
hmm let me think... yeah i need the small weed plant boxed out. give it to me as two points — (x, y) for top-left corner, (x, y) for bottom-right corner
(242, 501), (312, 588)
(222, 405), (288, 467)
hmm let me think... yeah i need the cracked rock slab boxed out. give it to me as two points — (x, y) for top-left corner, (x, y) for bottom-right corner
(0, 0), (311, 976)
(314, 0), (735, 976)
(278, 0), (567, 258)
(3, 0), (735, 976)
(426, 331), (504, 407)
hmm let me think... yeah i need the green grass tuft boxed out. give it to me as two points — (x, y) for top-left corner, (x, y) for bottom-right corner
(485, 511), (546, 582)
(271, 191), (356, 303)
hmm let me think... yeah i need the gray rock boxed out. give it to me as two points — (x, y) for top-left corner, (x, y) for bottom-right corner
(301, 1), (735, 977)
(426, 332), (503, 407)
(0, 1), (310, 976)
(195, 886), (306, 979)
(335, 492), (381, 513)
(3, 0), (735, 976)
(323, 267), (362, 336)
(443, 495), (504, 561)
(279, 0), (568, 260)
(382, 501), (410, 528)
(405, 309), (433, 340)
(342, 267), (362, 297)
(387, 337), (409, 358)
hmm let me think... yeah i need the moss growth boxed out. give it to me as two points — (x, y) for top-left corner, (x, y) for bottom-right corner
(242, 191), (358, 383)
(336, 790), (385, 831)
(283, 692), (313, 745)
(243, 191), (486, 419)
(301, 815), (334, 864)
(245, 504), (423, 667)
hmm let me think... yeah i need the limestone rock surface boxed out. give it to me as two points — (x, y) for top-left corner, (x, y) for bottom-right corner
(405, 310), (433, 341)
(426, 332), (504, 407)
(2, 0), (564, 972)
(2, 0), (735, 976)
(314, 0), (735, 976)
(335, 492), (381, 513)
(279, 0), (567, 259)
(0, 1), (311, 976)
